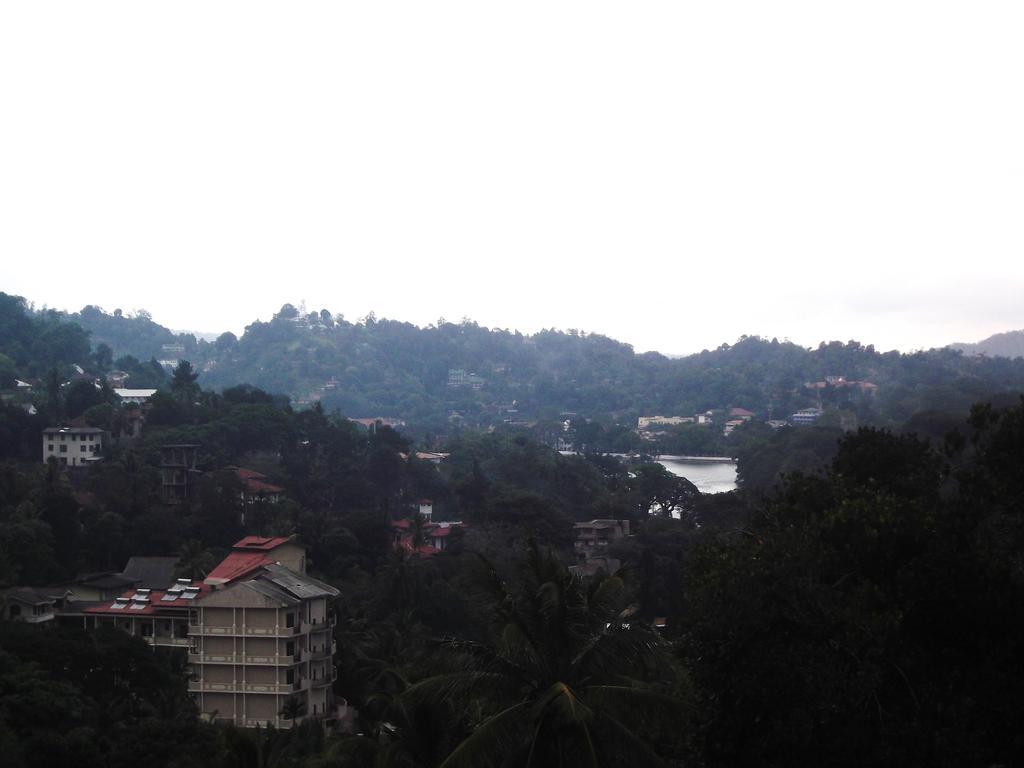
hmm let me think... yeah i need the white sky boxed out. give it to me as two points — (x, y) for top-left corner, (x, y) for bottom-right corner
(2, 2), (1022, 354)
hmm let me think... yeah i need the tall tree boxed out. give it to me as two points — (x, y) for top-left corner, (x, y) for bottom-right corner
(406, 542), (687, 767)
(170, 360), (200, 404)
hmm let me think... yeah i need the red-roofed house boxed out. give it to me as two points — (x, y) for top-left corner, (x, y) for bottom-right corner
(230, 468), (285, 505)
(388, 517), (464, 556)
(427, 523), (461, 552)
(206, 536), (306, 583)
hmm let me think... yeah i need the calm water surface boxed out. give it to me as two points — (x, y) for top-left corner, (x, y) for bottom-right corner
(658, 457), (738, 494)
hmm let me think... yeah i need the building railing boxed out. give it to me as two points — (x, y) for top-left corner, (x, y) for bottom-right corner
(243, 718), (286, 728)
(149, 636), (191, 647)
(308, 644), (332, 660)
(310, 668), (338, 688)
(188, 652), (300, 666)
(189, 625), (309, 638)
(188, 680), (298, 694)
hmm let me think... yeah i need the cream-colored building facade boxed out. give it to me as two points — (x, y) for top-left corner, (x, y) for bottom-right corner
(81, 536), (340, 728)
(188, 564), (338, 725)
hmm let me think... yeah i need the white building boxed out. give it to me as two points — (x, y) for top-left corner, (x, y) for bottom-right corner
(114, 388), (158, 405)
(637, 415), (693, 431)
(42, 426), (105, 466)
(791, 408), (824, 426)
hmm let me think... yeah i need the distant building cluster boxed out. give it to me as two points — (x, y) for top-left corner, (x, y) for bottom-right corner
(804, 376), (879, 394)
(389, 500), (465, 557)
(447, 368), (485, 390)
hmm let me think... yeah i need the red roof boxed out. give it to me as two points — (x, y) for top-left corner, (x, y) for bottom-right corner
(390, 519), (413, 530)
(235, 468), (267, 480)
(206, 551), (273, 583)
(429, 527), (454, 538)
(233, 536), (292, 551)
(241, 477), (284, 494)
(85, 583), (212, 615)
(397, 536), (439, 556)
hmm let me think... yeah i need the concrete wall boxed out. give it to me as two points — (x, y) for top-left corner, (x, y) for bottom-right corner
(248, 696), (278, 720)
(247, 608), (277, 629)
(203, 607), (234, 627)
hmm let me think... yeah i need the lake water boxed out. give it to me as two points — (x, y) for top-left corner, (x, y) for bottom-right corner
(658, 456), (738, 494)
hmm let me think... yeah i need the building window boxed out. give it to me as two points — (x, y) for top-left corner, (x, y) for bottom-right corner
(48, 444), (53, 452)
(60, 445), (67, 453)
(81, 445), (87, 452)
(285, 613), (295, 628)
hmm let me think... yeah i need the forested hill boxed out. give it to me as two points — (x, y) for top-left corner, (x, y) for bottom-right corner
(51, 302), (1024, 433)
(950, 329), (1024, 359)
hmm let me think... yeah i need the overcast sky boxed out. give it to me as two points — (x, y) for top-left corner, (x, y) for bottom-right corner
(2, 2), (1022, 355)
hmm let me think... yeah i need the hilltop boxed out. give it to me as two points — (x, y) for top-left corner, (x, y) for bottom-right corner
(950, 329), (1024, 359)
(18, 300), (1017, 441)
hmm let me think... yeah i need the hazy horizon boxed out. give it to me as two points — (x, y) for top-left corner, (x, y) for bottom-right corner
(7, 289), (1014, 358)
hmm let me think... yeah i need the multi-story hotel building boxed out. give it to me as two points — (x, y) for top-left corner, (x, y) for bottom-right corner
(82, 535), (339, 728)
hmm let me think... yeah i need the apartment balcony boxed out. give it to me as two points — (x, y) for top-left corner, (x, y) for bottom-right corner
(148, 635), (191, 648)
(188, 680), (301, 694)
(188, 652), (301, 666)
(242, 717), (288, 729)
(310, 667), (338, 688)
(308, 642), (334, 661)
(188, 624), (307, 638)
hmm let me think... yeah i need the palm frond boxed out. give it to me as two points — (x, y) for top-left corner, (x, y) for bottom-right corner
(592, 710), (669, 768)
(439, 701), (533, 768)
(571, 623), (664, 682)
(531, 681), (592, 728)
(403, 670), (523, 709)
(583, 684), (690, 721)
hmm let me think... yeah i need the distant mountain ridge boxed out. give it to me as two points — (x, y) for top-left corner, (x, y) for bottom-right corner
(52, 302), (1024, 435)
(6, 293), (1024, 438)
(950, 329), (1024, 359)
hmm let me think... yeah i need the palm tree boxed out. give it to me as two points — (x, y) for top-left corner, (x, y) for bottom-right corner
(321, 685), (450, 768)
(280, 695), (304, 725)
(176, 539), (215, 581)
(404, 541), (687, 767)
(410, 512), (428, 552)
